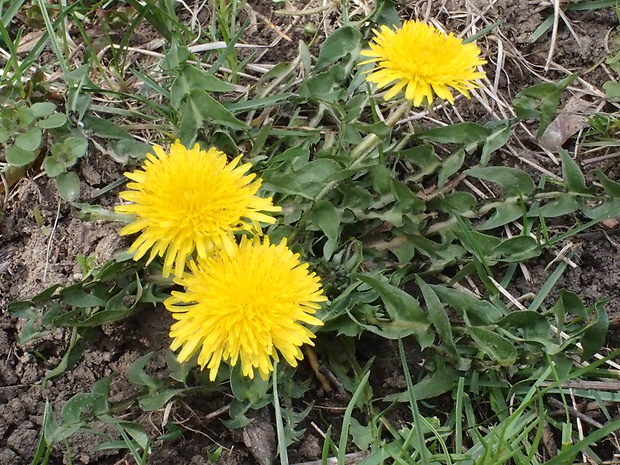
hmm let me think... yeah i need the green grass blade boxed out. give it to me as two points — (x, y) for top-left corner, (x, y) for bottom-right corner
(1, 0), (26, 27)
(527, 257), (570, 312)
(397, 339), (431, 465)
(338, 370), (371, 465)
(272, 364), (289, 465)
(35, 0), (70, 75)
(544, 418), (620, 465)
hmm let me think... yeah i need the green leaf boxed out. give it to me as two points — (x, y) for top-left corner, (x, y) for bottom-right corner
(60, 286), (107, 307)
(468, 327), (517, 366)
(178, 99), (203, 146)
(264, 159), (342, 199)
(534, 194), (580, 217)
(581, 198), (620, 220)
(43, 401), (81, 444)
(298, 66), (347, 103)
(118, 421), (150, 450)
(477, 204), (524, 231)
(37, 112), (67, 129)
(315, 27), (362, 72)
(41, 304), (62, 328)
(15, 127), (42, 151)
(366, 0), (400, 26)
(408, 236), (466, 272)
(416, 276), (457, 357)
(384, 357), (457, 401)
(371, 164), (392, 195)
(399, 144), (441, 177)
(82, 115), (131, 139)
(438, 148), (465, 189)
(110, 139), (152, 162)
(512, 74), (577, 136)
(554, 290), (588, 319)
(94, 440), (139, 452)
(193, 89), (249, 130)
(351, 121), (391, 138)
(418, 122), (490, 147)
(434, 192), (477, 213)
(431, 285), (503, 325)
(603, 80), (620, 102)
(165, 350), (193, 383)
(594, 170), (620, 198)
(222, 399), (253, 428)
(56, 172), (81, 202)
(454, 228), (501, 258)
(139, 389), (184, 411)
(340, 183), (373, 209)
(491, 236), (541, 262)
(465, 166), (535, 197)
(307, 200), (340, 259)
(42, 327), (89, 386)
(559, 148), (592, 195)
(66, 85), (92, 122)
(54, 307), (138, 327)
(160, 36), (189, 69)
(16, 106), (36, 128)
(5, 145), (37, 166)
(391, 178), (425, 211)
(171, 64), (236, 109)
(91, 375), (114, 416)
(32, 283), (63, 303)
(580, 301), (608, 360)
(226, 94), (295, 113)
(212, 130), (239, 157)
(61, 393), (102, 424)
(44, 157), (65, 177)
(498, 311), (552, 340)
(354, 274), (433, 347)
(230, 365), (270, 404)
(7, 300), (37, 318)
(50, 138), (88, 169)
(31, 102), (56, 117)
(349, 418), (373, 451)
(127, 352), (162, 390)
(480, 124), (511, 166)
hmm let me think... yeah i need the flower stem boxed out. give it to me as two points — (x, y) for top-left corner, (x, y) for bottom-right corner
(314, 101), (412, 202)
(287, 101), (412, 244)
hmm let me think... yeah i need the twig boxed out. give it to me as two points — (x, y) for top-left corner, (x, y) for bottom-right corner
(547, 396), (604, 429)
(43, 200), (62, 282)
(545, 0), (561, 71)
(1, 172), (9, 207)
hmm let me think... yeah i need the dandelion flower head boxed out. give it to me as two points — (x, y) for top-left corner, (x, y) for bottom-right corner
(116, 141), (280, 278)
(360, 20), (486, 106)
(165, 236), (327, 381)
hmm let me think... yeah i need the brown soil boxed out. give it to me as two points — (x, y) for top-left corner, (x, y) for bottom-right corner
(1, 1), (619, 464)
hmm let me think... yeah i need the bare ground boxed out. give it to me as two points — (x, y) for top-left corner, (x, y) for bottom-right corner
(1, 1), (620, 464)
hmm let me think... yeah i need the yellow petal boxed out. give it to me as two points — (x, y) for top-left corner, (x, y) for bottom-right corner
(165, 237), (327, 380)
(358, 20), (486, 105)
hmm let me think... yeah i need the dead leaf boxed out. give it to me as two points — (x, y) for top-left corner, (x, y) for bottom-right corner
(242, 408), (276, 465)
(539, 96), (595, 151)
(17, 30), (44, 54)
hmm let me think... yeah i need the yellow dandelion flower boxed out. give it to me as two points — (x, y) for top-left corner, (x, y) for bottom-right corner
(116, 141), (281, 278)
(165, 236), (327, 381)
(360, 20), (486, 106)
